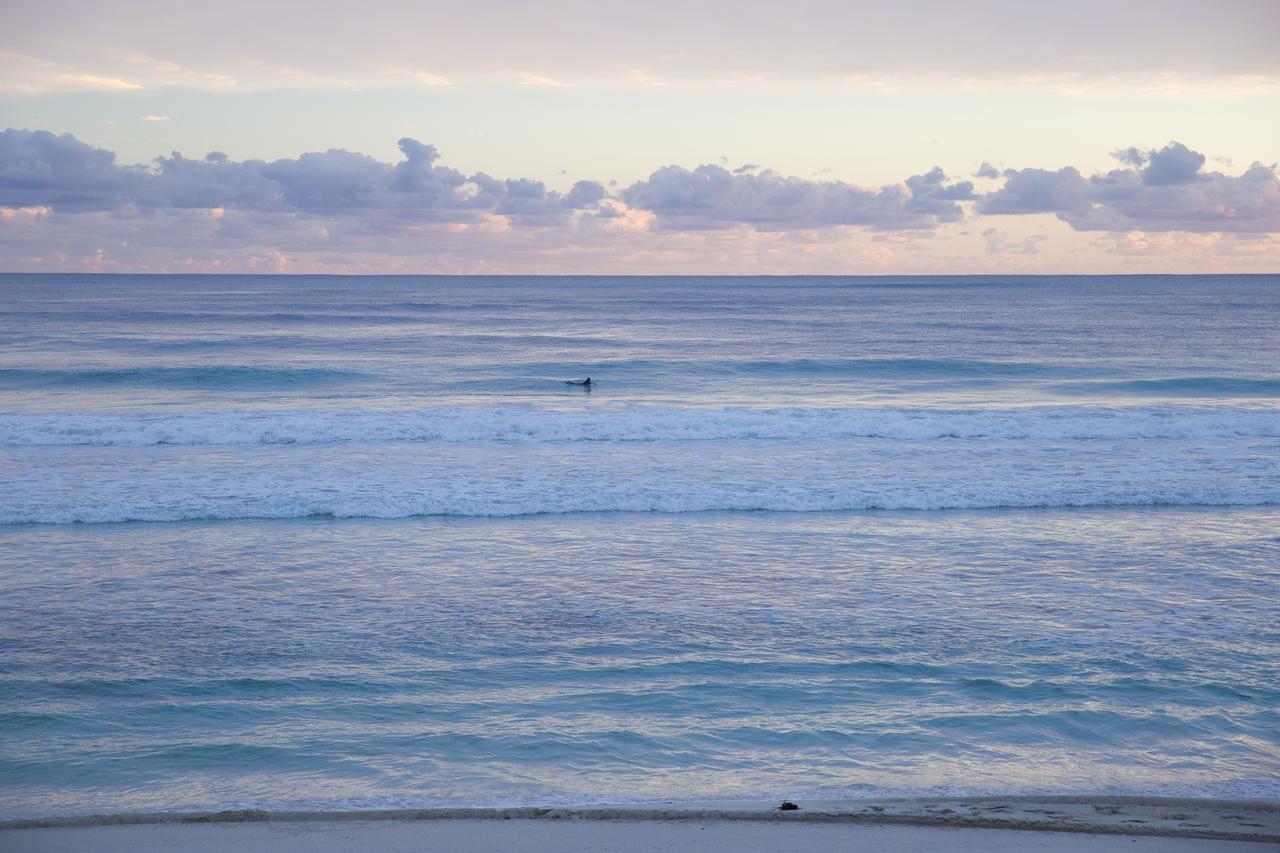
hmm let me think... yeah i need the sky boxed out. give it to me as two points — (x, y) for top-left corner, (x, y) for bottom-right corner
(1, 0), (1278, 274)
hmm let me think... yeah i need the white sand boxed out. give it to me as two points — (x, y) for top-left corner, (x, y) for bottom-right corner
(3, 798), (1277, 852)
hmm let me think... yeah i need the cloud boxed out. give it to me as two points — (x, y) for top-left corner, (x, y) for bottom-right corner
(982, 227), (1048, 255)
(0, 129), (605, 225)
(977, 142), (1280, 233)
(403, 70), (453, 88)
(4, 2), (1278, 93)
(1092, 231), (1280, 263)
(3, 130), (1279, 274)
(563, 180), (607, 209)
(0, 50), (149, 93)
(974, 161), (1000, 179)
(1111, 147), (1147, 168)
(515, 73), (573, 88)
(60, 73), (143, 91)
(976, 166), (1093, 216)
(0, 130), (130, 211)
(620, 163), (974, 231)
(1131, 141), (1206, 185)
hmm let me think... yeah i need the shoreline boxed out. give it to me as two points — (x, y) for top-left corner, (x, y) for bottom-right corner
(4, 796), (1278, 843)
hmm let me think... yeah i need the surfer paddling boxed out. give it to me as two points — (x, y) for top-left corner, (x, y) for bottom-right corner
(565, 377), (592, 387)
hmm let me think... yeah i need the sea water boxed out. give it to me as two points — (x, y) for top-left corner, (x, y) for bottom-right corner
(0, 274), (1277, 817)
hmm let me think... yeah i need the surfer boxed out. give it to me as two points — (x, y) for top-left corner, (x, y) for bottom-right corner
(565, 377), (592, 387)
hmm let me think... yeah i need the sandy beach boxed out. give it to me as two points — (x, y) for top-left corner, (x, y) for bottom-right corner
(4, 797), (1277, 851)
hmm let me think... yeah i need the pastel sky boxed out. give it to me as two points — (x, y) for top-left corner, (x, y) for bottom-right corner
(2, 0), (1278, 274)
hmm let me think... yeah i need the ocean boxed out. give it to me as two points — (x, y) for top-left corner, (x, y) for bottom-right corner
(0, 273), (1277, 818)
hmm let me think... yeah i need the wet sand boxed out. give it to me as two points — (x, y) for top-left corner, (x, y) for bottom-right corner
(4, 797), (1277, 851)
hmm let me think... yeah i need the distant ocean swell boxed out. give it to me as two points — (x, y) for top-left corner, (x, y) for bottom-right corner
(3, 434), (1277, 524)
(0, 358), (1070, 383)
(3, 403), (1279, 447)
(10, 362), (1280, 392)
(1053, 377), (1280, 397)
(0, 366), (366, 390)
(9, 494), (1275, 526)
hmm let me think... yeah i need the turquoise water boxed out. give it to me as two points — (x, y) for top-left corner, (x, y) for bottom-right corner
(0, 274), (1277, 817)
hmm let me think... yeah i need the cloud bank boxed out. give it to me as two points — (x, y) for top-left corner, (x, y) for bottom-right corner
(621, 165), (973, 231)
(0, 130), (604, 225)
(2, 130), (1278, 273)
(979, 143), (1280, 233)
